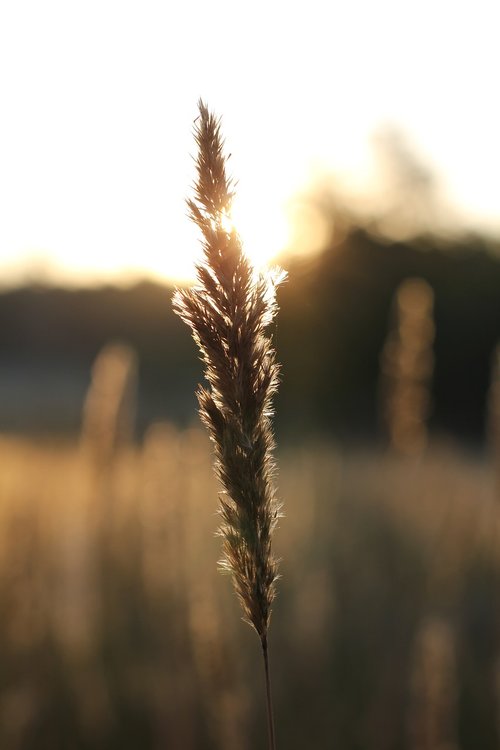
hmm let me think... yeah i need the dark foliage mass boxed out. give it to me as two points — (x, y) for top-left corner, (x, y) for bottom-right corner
(0, 227), (499, 445)
(278, 228), (500, 444)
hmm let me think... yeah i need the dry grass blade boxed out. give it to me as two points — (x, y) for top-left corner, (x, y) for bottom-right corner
(173, 100), (284, 749)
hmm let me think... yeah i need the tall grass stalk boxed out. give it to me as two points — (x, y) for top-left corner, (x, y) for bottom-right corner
(173, 101), (284, 749)
(81, 342), (137, 468)
(379, 278), (434, 456)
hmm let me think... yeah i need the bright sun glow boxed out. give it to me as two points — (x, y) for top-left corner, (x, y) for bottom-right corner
(218, 211), (234, 236)
(0, 0), (498, 288)
(166, 200), (290, 284)
(221, 198), (290, 272)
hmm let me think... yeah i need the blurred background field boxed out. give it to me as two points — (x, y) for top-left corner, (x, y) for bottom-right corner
(1, 203), (499, 748)
(1, 2), (500, 745)
(0, 425), (499, 749)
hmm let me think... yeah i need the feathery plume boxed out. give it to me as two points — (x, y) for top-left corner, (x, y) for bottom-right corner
(173, 100), (284, 748)
(81, 341), (137, 467)
(379, 277), (434, 456)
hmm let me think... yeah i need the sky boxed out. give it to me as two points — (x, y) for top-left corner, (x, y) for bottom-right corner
(0, 0), (498, 286)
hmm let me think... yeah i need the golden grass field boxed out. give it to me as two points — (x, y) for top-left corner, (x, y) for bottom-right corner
(0, 427), (498, 750)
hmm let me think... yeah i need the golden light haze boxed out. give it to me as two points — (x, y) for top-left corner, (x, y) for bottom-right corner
(0, 0), (498, 286)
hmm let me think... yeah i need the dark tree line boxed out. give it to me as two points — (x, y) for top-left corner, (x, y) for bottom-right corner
(0, 226), (499, 445)
(277, 228), (500, 444)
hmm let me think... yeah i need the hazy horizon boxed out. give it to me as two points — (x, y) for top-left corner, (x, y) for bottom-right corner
(1, 0), (499, 288)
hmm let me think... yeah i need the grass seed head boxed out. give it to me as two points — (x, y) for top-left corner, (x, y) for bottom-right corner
(173, 101), (284, 639)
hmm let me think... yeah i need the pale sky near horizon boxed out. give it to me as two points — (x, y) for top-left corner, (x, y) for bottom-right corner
(0, 0), (498, 287)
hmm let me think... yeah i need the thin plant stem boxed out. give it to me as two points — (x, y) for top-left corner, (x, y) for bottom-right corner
(173, 101), (284, 749)
(261, 635), (277, 750)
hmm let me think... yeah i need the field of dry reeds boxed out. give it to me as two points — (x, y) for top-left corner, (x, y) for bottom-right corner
(1, 104), (499, 750)
(0, 422), (499, 749)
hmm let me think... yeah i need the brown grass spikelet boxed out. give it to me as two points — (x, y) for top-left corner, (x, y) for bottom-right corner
(81, 341), (137, 467)
(379, 277), (435, 456)
(173, 101), (284, 643)
(173, 101), (284, 748)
